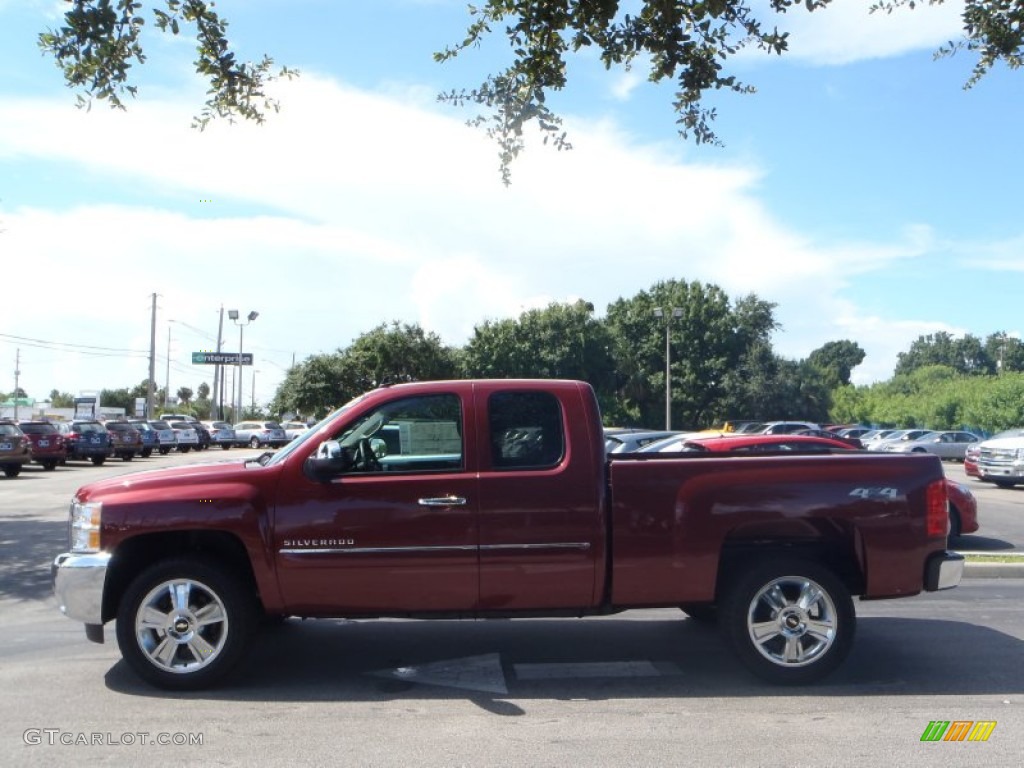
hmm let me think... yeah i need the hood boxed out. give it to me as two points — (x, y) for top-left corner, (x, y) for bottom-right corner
(74, 457), (261, 502)
(980, 437), (1024, 450)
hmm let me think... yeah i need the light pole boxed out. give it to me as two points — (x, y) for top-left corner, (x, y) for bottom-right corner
(228, 310), (258, 420)
(653, 307), (683, 430)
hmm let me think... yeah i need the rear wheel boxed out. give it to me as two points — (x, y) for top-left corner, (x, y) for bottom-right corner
(41, 460), (58, 471)
(180, 446), (191, 453)
(115, 557), (258, 690)
(141, 448), (153, 458)
(994, 480), (1017, 489)
(90, 456), (106, 466)
(159, 447), (170, 455)
(121, 454), (133, 462)
(720, 558), (854, 685)
(2, 465), (21, 478)
(249, 437), (260, 449)
(221, 444), (231, 451)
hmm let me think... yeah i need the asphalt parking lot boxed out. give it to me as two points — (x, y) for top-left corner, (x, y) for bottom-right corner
(1, 450), (1022, 766)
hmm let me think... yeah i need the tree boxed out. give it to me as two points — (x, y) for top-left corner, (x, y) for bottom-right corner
(462, 300), (616, 405)
(604, 279), (778, 428)
(806, 340), (866, 391)
(39, 0), (297, 130)
(176, 386), (194, 405)
(895, 332), (994, 377)
(271, 322), (459, 419)
(49, 389), (75, 407)
(39, 2), (1022, 182)
(197, 382), (211, 400)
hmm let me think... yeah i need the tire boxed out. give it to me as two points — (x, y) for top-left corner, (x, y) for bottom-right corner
(180, 446), (191, 453)
(680, 603), (718, 624)
(3, 465), (21, 478)
(249, 437), (260, 449)
(115, 557), (258, 690)
(221, 444), (231, 451)
(121, 454), (133, 462)
(994, 480), (1017, 489)
(141, 448), (153, 458)
(159, 447), (170, 456)
(42, 460), (58, 471)
(91, 456), (106, 466)
(720, 557), (855, 685)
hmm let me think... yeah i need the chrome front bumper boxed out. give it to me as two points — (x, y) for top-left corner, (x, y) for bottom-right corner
(924, 550), (964, 591)
(52, 552), (110, 642)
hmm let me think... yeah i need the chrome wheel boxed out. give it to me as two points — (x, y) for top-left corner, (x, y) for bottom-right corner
(746, 575), (837, 668)
(722, 558), (854, 684)
(134, 578), (229, 674)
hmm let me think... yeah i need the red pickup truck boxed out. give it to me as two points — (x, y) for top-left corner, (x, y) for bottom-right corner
(53, 379), (963, 690)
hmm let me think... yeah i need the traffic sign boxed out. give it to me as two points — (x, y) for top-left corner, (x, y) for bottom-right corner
(192, 352), (254, 365)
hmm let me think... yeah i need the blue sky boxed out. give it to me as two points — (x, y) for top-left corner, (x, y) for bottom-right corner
(1, 0), (1022, 412)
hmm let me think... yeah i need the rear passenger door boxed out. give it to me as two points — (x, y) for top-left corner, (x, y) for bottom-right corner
(476, 388), (603, 611)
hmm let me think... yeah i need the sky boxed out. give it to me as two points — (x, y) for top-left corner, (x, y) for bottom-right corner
(1, 0), (1022, 413)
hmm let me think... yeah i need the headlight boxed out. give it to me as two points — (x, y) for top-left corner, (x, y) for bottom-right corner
(69, 499), (103, 553)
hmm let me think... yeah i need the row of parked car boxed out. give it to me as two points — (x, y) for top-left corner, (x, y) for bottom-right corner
(0, 416), (312, 478)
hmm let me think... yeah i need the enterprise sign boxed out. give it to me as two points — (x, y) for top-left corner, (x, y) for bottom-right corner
(191, 352), (254, 365)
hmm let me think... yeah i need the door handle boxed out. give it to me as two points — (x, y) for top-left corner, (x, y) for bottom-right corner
(418, 496), (468, 507)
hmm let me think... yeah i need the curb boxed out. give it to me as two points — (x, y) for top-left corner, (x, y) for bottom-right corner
(959, 553), (1024, 579)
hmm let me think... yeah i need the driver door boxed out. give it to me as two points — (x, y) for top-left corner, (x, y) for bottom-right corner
(273, 391), (480, 615)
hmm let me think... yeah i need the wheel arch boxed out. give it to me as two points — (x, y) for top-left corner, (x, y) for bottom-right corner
(102, 530), (261, 624)
(713, 522), (866, 604)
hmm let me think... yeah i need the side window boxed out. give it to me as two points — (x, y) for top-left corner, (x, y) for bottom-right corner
(489, 391), (564, 469)
(335, 394), (463, 473)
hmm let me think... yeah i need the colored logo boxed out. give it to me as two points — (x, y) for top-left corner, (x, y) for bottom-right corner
(921, 721), (996, 742)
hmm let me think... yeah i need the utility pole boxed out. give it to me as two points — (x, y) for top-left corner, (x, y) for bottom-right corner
(212, 305), (225, 419)
(13, 349), (20, 421)
(147, 294), (157, 419)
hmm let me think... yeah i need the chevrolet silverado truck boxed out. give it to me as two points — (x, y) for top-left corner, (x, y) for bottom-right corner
(52, 379), (963, 690)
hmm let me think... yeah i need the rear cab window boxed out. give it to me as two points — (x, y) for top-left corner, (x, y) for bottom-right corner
(488, 391), (564, 470)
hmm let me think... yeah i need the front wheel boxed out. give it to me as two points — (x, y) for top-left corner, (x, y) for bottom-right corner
(249, 437), (260, 449)
(115, 557), (257, 690)
(720, 558), (854, 685)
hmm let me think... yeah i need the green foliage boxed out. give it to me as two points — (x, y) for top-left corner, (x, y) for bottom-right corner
(197, 381), (211, 400)
(806, 340), (866, 390)
(38, 0), (298, 129)
(99, 386), (134, 412)
(271, 322), (460, 419)
(176, 386), (193, 404)
(895, 332), (995, 376)
(604, 279), (779, 428)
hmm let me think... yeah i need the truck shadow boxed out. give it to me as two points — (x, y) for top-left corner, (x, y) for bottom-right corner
(951, 533), (1018, 551)
(104, 614), (1024, 705)
(0, 518), (66, 601)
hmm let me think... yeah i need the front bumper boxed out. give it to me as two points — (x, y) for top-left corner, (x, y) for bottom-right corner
(924, 550), (964, 591)
(52, 552), (110, 642)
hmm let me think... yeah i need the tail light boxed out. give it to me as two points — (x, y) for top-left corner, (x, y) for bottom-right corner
(926, 479), (948, 538)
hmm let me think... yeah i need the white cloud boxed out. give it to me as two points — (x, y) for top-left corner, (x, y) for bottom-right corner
(0, 67), (1002, 402)
(766, 0), (965, 66)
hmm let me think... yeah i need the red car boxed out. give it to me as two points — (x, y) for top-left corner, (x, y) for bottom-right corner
(964, 443), (980, 479)
(17, 421), (66, 470)
(663, 433), (979, 537)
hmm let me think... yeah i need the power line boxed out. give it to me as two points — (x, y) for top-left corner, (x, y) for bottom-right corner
(0, 332), (148, 355)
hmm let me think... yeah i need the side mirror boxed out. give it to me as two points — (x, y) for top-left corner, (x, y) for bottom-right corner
(303, 440), (354, 482)
(369, 437), (388, 458)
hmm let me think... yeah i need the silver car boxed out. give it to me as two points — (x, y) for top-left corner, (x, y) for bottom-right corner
(883, 430), (981, 460)
(168, 421), (199, 453)
(201, 420), (237, 450)
(147, 420), (177, 455)
(233, 420), (289, 448)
